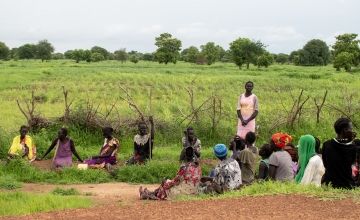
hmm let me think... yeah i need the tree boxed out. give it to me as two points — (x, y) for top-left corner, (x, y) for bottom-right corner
(0, 42), (10, 60)
(83, 50), (92, 62)
(51, 53), (64, 60)
(130, 55), (139, 64)
(17, 44), (37, 59)
(91, 46), (109, 60)
(114, 49), (128, 63)
(216, 45), (226, 61)
(91, 52), (105, 62)
(275, 53), (289, 64)
(70, 49), (91, 63)
(64, 50), (74, 59)
(257, 52), (274, 68)
(333, 52), (354, 72)
(10, 48), (19, 60)
(200, 42), (219, 65)
(142, 53), (154, 61)
(154, 33), (182, 64)
(289, 50), (300, 64)
(181, 46), (199, 63)
(36, 40), (54, 61)
(332, 33), (360, 70)
(298, 39), (330, 66)
(229, 38), (265, 69)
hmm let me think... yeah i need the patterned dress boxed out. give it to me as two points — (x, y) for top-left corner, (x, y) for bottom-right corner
(85, 137), (119, 165)
(212, 157), (242, 190)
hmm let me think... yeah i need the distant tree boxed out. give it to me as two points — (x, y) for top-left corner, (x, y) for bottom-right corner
(17, 44), (37, 59)
(257, 52), (274, 68)
(332, 33), (360, 70)
(216, 45), (226, 61)
(195, 53), (207, 65)
(70, 49), (91, 63)
(333, 52), (354, 72)
(130, 55), (139, 64)
(114, 49), (128, 63)
(181, 46), (199, 63)
(154, 33), (182, 64)
(200, 42), (219, 65)
(221, 50), (232, 62)
(10, 48), (19, 60)
(142, 53), (154, 61)
(300, 39), (330, 66)
(36, 40), (54, 62)
(91, 46), (109, 60)
(276, 53), (289, 64)
(0, 42), (10, 60)
(91, 52), (105, 62)
(83, 50), (92, 62)
(289, 50), (299, 64)
(51, 53), (64, 60)
(108, 53), (115, 60)
(229, 38), (265, 69)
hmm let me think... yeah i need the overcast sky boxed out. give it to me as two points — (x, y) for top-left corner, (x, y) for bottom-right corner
(0, 0), (359, 53)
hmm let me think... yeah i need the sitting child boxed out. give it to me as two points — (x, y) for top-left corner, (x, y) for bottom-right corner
(258, 144), (273, 180)
(179, 127), (201, 162)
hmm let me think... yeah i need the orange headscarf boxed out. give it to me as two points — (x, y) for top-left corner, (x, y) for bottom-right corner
(271, 133), (292, 149)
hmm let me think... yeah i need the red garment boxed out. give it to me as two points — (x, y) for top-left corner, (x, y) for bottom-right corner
(272, 133), (292, 149)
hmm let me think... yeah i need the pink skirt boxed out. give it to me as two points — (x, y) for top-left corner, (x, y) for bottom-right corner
(237, 119), (255, 139)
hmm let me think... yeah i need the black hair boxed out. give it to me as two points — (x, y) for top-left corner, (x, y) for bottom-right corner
(334, 117), (351, 134)
(60, 127), (68, 136)
(234, 137), (246, 151)
(245, 81), (254, 86)
(103, 127), (114, 134)
(245, 132), (256, 145)
(314, 136), (321, 154)
(259, 144), (273, 159)
(20, 125), (28, 131)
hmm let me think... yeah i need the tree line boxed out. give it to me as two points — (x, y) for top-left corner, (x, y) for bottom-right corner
(0, 33), (359, 71)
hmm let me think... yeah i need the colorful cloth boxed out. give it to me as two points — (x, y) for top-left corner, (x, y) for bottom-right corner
(153, 162), (201, 200)
(271, 133), (292, 149)
(52, 139), (72, 168)
(237, 93), (258, 139)
(295, 135), (316, 183)
(212, 158), (242, 190)
(85, 137), (119, 165)
(8, 135), (36, 161)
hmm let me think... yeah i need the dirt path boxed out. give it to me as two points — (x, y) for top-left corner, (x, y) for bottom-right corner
(2, 194), (360, 220)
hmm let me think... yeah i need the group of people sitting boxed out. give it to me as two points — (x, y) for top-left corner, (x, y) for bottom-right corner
(7, 117), (154, 170)
(139, 117), (360, 200)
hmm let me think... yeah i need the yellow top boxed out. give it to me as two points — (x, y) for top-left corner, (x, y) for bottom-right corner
(8, 135), (36, 161)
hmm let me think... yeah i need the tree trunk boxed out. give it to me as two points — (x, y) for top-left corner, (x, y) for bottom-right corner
(246, 63), (250, 69)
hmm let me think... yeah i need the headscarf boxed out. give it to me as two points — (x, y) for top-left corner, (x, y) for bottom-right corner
(271, 133), (292, 149)
(295, 135), (316, 183)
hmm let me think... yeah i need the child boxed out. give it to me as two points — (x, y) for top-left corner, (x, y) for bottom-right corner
(258, 144), (273, 180)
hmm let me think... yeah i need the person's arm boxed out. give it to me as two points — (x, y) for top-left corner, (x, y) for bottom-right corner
(258, 161), (267, 179)
(41, 139), (58, 159)
(149, 116), (154, 141)
(268, 165), (277, 180)
(70, 140), (83, 162)
(98, 144), (118, 158)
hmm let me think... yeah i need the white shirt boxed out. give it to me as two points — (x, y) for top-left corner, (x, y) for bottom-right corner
(300, 155), (325, 187)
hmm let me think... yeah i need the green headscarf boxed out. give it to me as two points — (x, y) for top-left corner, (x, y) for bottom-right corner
(295, 135), (316, 183)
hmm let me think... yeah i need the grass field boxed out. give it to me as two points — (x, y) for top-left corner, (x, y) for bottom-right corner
(0, 60), (360, 184)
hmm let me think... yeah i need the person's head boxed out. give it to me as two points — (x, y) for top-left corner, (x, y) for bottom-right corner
(214, 144), (228, 161)
(334, 117), (356, 141)
(230, 135), (246, 152)
(185, 127), (196, 141)
(314, 136), (321, 154)
(295, 135), (316, 183)
(245, 131), (256, 146)
(138, 122), (148, 136)
(19, 125), (29, 138)
(270, 132), (293, 151)
(102, 127), (114, 139)
(259, 143), (273, 160)
(184, 147), (195, 162)
(58, 127), (68, 140)
(245, 81), (254, 93)
(284, 143), (298, 162)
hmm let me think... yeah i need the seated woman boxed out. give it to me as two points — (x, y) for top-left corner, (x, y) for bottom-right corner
(84, 127), (120, 169)
(295, 135), (325, 187)
(8, 125), (36, 162)
(127, 117), (154, 165)
(200, 144), (242, 194)
(268, 133), (294, 181)
(41, 128), (82, 169)
(139, 147), (201, 200)
(258, 144), (273, 180)
(179, 127), (201, 162)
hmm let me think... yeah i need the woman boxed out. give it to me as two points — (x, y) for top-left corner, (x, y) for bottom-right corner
(322, 118), (360, 189)
(84, 127), (120, 169)
(268, 132), (294, 181)
(237, 81), (259, 139)
(127, 117), (154, 165)
(8, 125), (36, 162)
(295, 135), (325, 186)
(139, 147), (201, 200)
(41, 128), (83, 169)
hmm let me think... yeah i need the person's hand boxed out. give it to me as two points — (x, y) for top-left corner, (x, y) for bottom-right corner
(242, 119), (248, 126)
(23, 145), (29, 155)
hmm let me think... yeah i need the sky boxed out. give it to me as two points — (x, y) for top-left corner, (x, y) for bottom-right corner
(0, 0), (359, 54)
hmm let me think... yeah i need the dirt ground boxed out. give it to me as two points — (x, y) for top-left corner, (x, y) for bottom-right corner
(2, 182), (360, 220)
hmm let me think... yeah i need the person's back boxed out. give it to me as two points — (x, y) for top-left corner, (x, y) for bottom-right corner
(269, 151), (293, 181)
(238, 148), (256, 184)
(301, 154), (325, 186)
(322, 139), (358, 188)
(213, 157), (242, 190)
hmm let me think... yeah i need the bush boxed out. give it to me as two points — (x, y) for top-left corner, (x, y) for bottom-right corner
(91, 52), (105, 62)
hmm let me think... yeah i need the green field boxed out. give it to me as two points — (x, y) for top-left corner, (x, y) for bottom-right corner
(0, 60), (359, 184)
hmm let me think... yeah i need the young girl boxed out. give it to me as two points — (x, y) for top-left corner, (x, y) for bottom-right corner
(258, 144), (273, 180)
